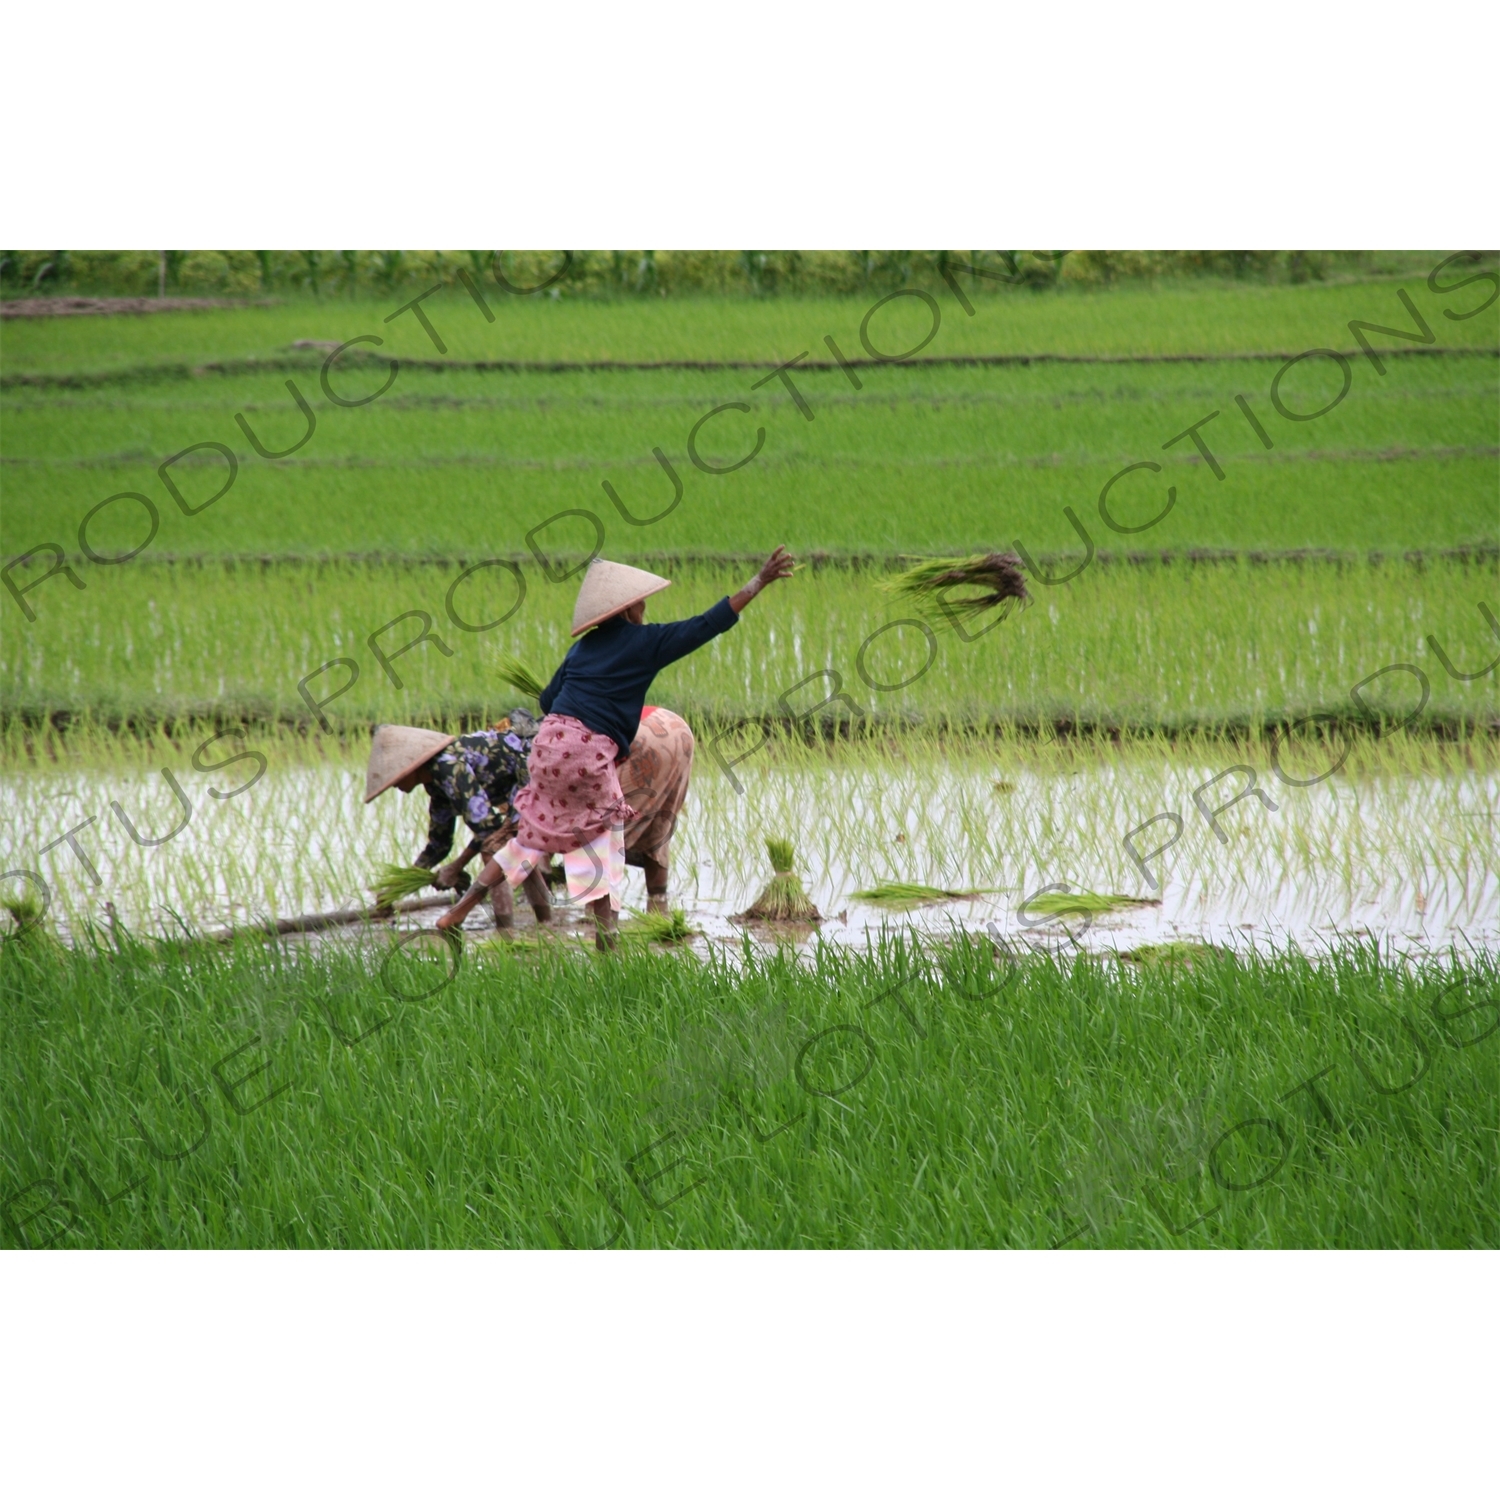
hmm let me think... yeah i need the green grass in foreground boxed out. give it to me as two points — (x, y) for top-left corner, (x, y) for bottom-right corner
(2, 928), (1493, 1248)
(5, 555), (1494, 730)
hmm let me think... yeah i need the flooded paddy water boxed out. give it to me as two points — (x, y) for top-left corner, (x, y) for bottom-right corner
(4, 734), (1495, 961)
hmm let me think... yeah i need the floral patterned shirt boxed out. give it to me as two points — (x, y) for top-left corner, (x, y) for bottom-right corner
(415, 713), (537, 868)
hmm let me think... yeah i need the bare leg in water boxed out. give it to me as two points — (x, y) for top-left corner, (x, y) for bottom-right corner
(638, 854), (669, 915)
(438, 859), (552, 931)
(589, 896), (619, 951)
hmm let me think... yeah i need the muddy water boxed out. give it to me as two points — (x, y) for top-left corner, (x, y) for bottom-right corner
(3, 756), (1496, 958)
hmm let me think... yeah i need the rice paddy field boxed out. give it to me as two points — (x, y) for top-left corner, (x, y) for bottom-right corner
(2, 262), (1497, 1249)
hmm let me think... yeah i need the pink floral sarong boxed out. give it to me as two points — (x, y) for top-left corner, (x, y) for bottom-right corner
(510, 714), (636, 856)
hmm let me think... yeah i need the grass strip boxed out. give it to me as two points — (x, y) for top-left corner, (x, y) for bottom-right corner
(2, 927), (1493, 1248)
(8, 343), (1494, 390)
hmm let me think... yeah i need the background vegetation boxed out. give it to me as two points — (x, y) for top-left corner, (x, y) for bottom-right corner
(5, 554), (1494, 732)
(3, 249), (1479, 302)
(4, 269), (1494, 732)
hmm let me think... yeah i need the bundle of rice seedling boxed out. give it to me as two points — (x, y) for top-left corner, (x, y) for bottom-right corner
(880, 552), (1030, 629)
(370, 863), (434, 909)
(851, 882), (986, 907)
(1, 891), (56, 945)
(740, 837), (821, 923)
(498, 656), (547, 700)
(1117, 940), (1223, 967)
(626, 908), (694, 944)
(1023, 890), (1159, 917)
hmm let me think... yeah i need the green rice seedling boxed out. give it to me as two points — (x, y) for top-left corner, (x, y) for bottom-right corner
(1117, 941), (1225, 966)
(1024, 891), (1160, 917)
(370, 863), (434, 909)
(851, 882), (987, 907)
(497, 656), (547, 701)
(6, 552), (1494, 733)
(1, 891), (45, 929)
(5, 276), (1494, 381)
(880, 552), (1030, 630)
(0, 891), (55, 948)
(624, 908), (694, 944)
(741, 837), (821, 923)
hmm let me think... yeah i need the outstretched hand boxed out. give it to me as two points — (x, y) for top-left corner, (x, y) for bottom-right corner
(757, 545), (795, 586)
(731, 545), (795, 613)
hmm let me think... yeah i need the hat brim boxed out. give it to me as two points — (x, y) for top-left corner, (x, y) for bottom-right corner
(364, 735), (456, 802)
(571, 578), (672, 636)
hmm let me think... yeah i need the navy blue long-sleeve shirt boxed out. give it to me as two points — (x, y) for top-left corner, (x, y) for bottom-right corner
(538, 597), (738, 758)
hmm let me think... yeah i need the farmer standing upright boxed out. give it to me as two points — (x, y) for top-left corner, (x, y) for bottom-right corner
(438, 547), (795, 947)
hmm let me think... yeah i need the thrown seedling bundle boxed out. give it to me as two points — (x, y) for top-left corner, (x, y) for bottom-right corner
(740, 837), (821, 923)
(880, 551), (1030, 630)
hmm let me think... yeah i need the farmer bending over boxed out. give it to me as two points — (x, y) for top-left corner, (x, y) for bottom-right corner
(618, 704), (695, 915)
(439, 548), (794, 947)
(364, 712), (552, 927)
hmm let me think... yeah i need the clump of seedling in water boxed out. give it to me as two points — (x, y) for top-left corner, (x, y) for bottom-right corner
(626, 907), (694, 945)
(740, 837), (821, 923)
(1, 890), (52, 945)
(1118, 940), (1224, 967)
(1024, 890), (1159, 917)
(852, 881), (988, 908)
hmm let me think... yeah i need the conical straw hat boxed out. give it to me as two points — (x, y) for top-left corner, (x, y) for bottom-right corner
(572, 558), (672, 636)
(364, 724), (456, 802)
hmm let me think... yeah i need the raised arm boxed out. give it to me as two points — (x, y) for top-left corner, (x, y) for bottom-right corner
(729, 546), (795, 613)
(638, 548), (797, 673)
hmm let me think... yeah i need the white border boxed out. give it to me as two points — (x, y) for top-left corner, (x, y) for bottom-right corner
(2, 1251), (1495, 1497)
(4, 2), (1497, 246)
